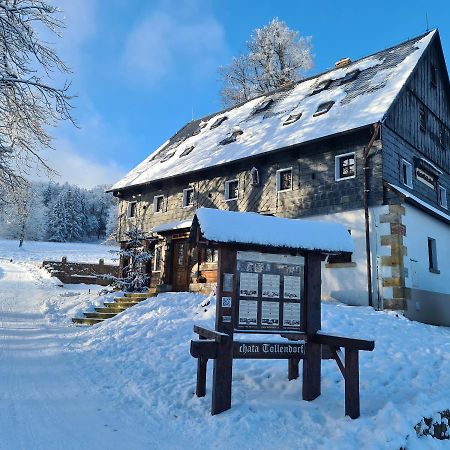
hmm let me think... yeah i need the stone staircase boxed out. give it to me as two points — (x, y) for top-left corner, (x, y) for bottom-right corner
(72, 291), (157, 326)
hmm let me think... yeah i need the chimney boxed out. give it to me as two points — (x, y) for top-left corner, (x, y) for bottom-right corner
(335, 57), (352, 68)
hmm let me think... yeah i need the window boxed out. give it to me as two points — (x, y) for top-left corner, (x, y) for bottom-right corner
(335, 153), (356, 180)
(438, 185), (448, 209)
(127, 201), (137, 218)
(225, 179), (239, 201)
(439, 127), (447, 150)
(400, 159), (413, 188)
(419, 105), (427, 132)
(283, 112), (302, 125)
(313, 101), (334, 117)
(276, 168), (293, 192)
(428, 237), (439, 273)
(205, 247), (218, 263)
(180, 145), (195, 157)
(251, 167), (260, 186)
(416, 167), (436, 190)
(430, 63), (437, 87)
(153, 246), (162, 272)
(219, 129), (243, 146)
(210, 116), (227, 129)
(253, 98), (273, 114)
(182, 188), (194, 208)
(339, 69), (360, 85)
(153, 195), (164, 213)
(160, 152), (175, 163)
(311, 79), (331, 96)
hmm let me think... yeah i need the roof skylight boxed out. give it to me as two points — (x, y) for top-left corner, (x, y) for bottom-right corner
(160, 152), (175, 162)
(180, 146), (195, 157)
(253, 98), (274, 114)
(219, 129), (243, 146)
(313, 101), (335, 117)
(210, 116), (228, 129)
(339, 69), (360, 85)
(283, 112), (303, 126)
(311, 79), (331, 95)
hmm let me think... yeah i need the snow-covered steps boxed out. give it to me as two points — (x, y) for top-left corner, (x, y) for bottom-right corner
(72, 291), (158, 326)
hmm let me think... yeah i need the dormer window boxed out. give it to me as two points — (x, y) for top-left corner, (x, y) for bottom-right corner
(210, 116), (228, 129)
(160, 152), (175, 163)
(253, 98), (273, 114)
(339, 69), (360, 85)
(219, 128), (243, 146)
(311, 79), (331, 95)
(180, 146), (195, 157)
(313, 101), (334, 117)
(283, 112), (302, 126)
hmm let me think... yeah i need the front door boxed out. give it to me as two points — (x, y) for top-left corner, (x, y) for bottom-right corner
(172, 239), (190, 291)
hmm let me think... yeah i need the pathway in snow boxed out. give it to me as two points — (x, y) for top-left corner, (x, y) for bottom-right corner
(0, 261), (150, 450)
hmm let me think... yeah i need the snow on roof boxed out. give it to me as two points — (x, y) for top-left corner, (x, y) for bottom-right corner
(194, 208), (354, 253)
(112, 31), (436, 191)
(151, 218), (193, 233)
(388, 183), (450, 223)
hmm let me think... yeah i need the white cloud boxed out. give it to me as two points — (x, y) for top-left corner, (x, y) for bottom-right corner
(30, 140), (127, 189)
(123, 2), (227, 85)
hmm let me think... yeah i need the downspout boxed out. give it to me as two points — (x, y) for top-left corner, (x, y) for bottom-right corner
(363, 122), (381, 308)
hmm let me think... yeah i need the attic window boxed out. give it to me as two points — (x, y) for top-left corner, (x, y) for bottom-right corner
(219, 129), (243, 146)
(439, 128), (448, 150)
(283, 112), (302, 126)
(180, 145), (195, 157)
(339, 69), (360, 85)
(253, 98), (273, 114)
(431, 63), (437, 87)
(210, 116), (228, 129)
(160, 152), (175, 163)
(419, 106), (427, 132)
(313, 101), (334, 117)
(311, 79), (331, 95)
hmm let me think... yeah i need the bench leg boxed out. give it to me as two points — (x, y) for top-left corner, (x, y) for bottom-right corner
(288, 358), (300, 380)
(211, 340), (233, 415)
(302, 342), (321, 401)
(344, 349), (360, 419)
(196, 357), (208, 397)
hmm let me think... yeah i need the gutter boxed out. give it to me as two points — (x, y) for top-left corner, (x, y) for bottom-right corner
(363, 122), (381, 308)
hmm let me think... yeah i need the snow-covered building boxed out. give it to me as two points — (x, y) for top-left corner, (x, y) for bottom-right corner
(110, 30), (450, 325)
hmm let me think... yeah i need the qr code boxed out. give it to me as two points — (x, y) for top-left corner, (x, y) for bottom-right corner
(221, 297), (232, 308)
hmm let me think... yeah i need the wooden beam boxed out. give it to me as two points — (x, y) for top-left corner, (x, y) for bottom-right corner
(302, 341), (321, 401)
(190, 340), (218, 359)
(345, 349), (360, 419)
(312, 332), (375, 351)
(193, 325), (227, 343)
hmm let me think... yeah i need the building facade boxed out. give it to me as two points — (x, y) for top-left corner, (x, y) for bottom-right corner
(110, 30), (450, 325)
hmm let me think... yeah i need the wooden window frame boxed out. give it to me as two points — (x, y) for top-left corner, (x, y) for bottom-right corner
(126, 201), (137, 219)
(153, 195), (165, 213)
(438, 185), (448, 209)
(276, 168), (293, 193)
(335, 153), (356, 181)
(182, 187), (194, 208)
(153, 245), (163, 272)
(400, 159), (413, 189)
(428, 237), (439, 274)
(224, 179), (239, 201)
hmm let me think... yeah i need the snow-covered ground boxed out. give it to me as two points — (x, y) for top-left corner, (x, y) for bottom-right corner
(0, 242), (449, 449)
(0, 238), (118, 264)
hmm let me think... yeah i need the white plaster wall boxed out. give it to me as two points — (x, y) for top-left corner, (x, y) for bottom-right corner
(403, 203), (450, 295)
(305, 206), (388, 307)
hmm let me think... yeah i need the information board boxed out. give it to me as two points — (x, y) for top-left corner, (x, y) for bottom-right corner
(235, 251), (305, 332)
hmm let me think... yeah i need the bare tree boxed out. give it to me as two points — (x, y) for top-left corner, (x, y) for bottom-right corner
(219, 18), (314, 106)
(0, 0), (74, 201)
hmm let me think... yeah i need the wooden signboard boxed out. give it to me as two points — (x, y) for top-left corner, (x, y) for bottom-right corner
(235, 251), (305, 332)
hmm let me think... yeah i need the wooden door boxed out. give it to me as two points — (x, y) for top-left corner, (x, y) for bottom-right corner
(172, 239), (190, 291)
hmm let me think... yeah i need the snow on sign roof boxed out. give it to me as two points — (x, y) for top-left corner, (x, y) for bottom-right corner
(151, 218), (193, 233)
(194, 208), (354, 253)
(112, 31), (436, 191)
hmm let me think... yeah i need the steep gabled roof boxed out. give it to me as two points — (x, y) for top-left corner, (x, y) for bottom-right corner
(112, 30), (437, 192)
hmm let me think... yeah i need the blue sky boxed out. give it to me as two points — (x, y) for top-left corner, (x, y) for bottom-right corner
(42, 0), (450, 187)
